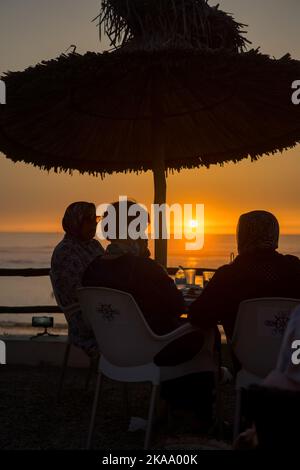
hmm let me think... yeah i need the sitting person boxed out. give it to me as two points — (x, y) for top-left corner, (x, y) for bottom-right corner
(189, 210), (300, 342)
(51, 201), (104, 357)
(82, 200), (185, 335)
(82, 200), (215, 430)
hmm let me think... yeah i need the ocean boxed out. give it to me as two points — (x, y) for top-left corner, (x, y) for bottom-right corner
(1, 232), (300, 334)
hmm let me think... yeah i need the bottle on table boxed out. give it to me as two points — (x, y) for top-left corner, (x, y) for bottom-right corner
(174, 267), (186, 289)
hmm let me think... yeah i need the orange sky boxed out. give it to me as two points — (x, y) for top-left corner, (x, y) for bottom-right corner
(1, 0), (300, 234)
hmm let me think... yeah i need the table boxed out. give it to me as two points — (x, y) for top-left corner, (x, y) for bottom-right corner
(179, 285), (203, 319)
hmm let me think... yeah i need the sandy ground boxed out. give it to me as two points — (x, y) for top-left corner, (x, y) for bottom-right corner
(0, 363), (235, 450)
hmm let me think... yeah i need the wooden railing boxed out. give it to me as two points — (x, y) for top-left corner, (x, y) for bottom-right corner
(0, 267), (216, 315)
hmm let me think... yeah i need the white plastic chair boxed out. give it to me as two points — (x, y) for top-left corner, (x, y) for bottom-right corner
(231, 297), (300, 439)
(77, 286), (217, 450)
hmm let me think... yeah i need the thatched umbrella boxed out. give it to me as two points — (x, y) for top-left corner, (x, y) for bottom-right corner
(1, 0), (300, 266)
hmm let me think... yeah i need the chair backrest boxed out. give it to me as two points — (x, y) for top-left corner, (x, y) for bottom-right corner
(232, 298), (300, 377)
(77, 287), (162, 367)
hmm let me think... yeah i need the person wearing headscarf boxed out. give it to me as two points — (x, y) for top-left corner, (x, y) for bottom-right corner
(51, 202), (104, 356)
(189, 210), (300, 341)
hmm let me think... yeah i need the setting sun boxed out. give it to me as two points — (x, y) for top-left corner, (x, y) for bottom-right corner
(189, 219), (199, 229)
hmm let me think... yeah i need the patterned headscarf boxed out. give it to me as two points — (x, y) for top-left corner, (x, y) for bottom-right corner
(237, 210), (279, 255)
(62, 202), (96, 238)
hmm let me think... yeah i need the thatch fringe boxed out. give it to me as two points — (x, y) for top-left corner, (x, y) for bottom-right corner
(94, 0), (251, 51)
(1, 47), (300, 179)
(0, 125), (299, 179)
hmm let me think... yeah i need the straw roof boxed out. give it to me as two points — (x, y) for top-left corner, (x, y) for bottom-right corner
(1, 47), (300, 176)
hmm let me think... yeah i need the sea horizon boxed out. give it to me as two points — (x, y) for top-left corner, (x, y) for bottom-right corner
(1, 232), (300, 268)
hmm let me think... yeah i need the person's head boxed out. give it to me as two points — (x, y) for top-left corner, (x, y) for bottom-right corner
(102, 199), (150, 257)
(62, 202), (99, 241)
(237, 210), (280, 256)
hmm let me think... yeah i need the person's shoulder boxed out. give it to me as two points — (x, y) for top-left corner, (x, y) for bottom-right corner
(282, 253), (300, 263)
(279, 252), (300, 266)
(217, 263), (232, 272)
(52, 237), (65, 252)
(134, 256), (168, 275)
(52, 236), (80, 255)
(51, 237), (69, 262)
(214, 262), (234, 276)
(138, 256), (166, 268)
(204, 262), (236, 285)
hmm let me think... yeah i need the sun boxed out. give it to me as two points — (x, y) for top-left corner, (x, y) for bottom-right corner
(189, 219), (199, 229)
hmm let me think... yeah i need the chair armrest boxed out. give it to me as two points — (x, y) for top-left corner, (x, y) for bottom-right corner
(152, 322), (200, 344)
(152, 323), (217, 368)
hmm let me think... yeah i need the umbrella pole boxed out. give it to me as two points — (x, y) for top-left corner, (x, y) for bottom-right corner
(151, 74), (167, 267)
(153, 158), (167, 268)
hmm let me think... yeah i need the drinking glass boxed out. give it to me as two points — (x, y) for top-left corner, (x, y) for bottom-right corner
(184, 268), (197, 286)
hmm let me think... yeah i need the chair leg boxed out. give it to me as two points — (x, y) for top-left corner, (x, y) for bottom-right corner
(86, 371), (102, 450)
(56, 342), (71, 403)
(233, 388), (242, 442)
(144, 384), (159, 450)
(85, 357), (96, 391)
